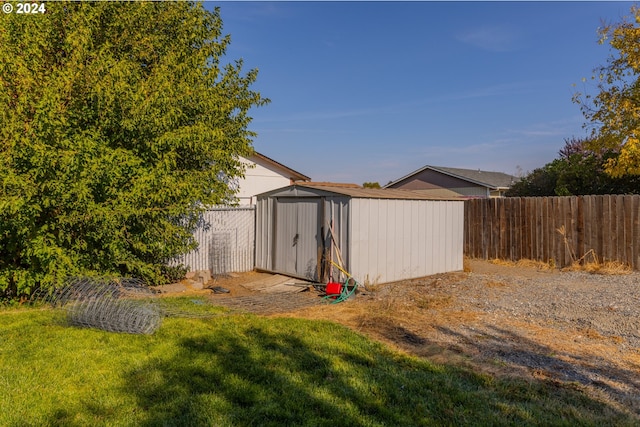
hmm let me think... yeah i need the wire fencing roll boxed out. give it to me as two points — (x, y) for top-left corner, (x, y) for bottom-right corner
(33, 277), (162, 334)
(33, 276), (233, 335)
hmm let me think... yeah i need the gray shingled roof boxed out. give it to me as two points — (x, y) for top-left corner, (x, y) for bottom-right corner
(428, 166), (517, 188)
(385, 165), (517, 189)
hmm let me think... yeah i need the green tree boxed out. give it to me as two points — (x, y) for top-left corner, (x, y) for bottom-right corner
(362, 182), (381, 189)
(0, 2), (268, 299)
(506, 137), (640, 197)
(573, 5), (640, 176)
(506, 162), (561, 197)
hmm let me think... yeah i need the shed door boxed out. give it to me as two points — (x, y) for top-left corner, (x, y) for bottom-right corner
(274, 198), (322, 280)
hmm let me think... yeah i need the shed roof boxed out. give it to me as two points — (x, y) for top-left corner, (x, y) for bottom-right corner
(259, 183), (465, 201)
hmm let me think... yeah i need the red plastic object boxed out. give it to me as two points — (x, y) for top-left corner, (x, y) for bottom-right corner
(325, 282), (342, 297)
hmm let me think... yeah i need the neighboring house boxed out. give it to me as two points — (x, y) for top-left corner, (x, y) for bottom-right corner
(235, 152), (310, 205)
(385, 165), (517, 198)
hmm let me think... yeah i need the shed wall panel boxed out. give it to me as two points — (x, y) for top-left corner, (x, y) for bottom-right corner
(255, 197), (275, 271)
(323, 197), (350, 274)
(349, 199), (463, 284)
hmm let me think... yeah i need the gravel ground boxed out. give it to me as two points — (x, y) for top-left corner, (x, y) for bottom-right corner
(397, 264), (640, 415)
(452, 269), (640, 349)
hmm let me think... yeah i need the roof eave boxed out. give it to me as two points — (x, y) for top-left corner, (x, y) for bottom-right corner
(253, 152), (311, 182)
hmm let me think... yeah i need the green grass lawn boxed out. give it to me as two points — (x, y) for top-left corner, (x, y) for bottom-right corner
(0, 298), (636, 426)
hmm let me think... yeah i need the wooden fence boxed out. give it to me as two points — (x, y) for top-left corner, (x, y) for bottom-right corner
(464, 195), (640, 270)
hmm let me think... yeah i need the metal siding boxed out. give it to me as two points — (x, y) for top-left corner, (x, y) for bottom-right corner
(254, 197), (271, 270)
(257, 186), (464, 284)
(370, 199), (384, 282)
(257, 193), (350, 281)
(350, 199), (464, 284)
(296, 199), (322, 280)
(173, 206), (255, 274)
(435, 202), (448, 272)
(425, 202), (436, 274)
(274, 199), (298, 273)
(452, 201), (464, 271)
(349, 199), (365, 283)
(411, 202), (421, 275)
(375, 199), (388, 284)
(324, 197), (350, 278)
(401, 200), (413, 277)
(447, 203), (455, 270)
(271, 198), (322, 280)
(416, 201), (427, 275)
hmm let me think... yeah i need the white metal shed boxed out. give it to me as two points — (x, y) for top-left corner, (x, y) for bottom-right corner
(255, 184), (464, 285)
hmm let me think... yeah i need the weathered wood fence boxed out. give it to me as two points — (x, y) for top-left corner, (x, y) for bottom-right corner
(464, 195), (640, 270)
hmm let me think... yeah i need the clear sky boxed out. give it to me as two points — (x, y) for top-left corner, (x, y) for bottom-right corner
(209, 1), (633, 185)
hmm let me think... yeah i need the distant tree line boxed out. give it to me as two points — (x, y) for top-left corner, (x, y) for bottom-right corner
(506, 138), (640, 197)
(507, 137), (640, 197)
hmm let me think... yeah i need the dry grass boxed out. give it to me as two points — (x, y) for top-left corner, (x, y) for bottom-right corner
(484, 280), (507, 288)
(554, 225), (633, 274)
(486, 256), (633, 275)
(564, 260), (633, 275)
(488, 258), (555, 270)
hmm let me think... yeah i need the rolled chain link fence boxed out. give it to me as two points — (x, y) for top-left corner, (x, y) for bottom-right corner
(32, 277), (219, 334)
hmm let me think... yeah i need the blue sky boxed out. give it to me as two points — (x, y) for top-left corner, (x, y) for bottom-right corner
(210, 1), (633, 185)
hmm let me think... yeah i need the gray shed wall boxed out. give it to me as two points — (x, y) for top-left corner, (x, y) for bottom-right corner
(349, 198), (463, 284)
(256, 189), (464, 284)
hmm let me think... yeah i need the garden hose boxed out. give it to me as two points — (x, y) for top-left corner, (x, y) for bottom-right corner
(323, 260), (359, 304)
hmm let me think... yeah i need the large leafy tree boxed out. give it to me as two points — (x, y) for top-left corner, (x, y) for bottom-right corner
(574, 5), (640, 176)
(0, 2), (268, 299)
(506, 137), (640, 197)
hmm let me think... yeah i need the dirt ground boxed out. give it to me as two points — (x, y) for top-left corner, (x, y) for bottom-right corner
(158, 260), (640, 417)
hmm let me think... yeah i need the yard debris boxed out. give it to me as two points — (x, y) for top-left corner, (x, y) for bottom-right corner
(32, 276), (224, 334)
(33, 277), (162, 334)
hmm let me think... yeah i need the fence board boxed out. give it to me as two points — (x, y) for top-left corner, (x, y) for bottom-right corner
(631, 198), (640, 269)
(464, 195), (640, 270)
(575, 196), (584, 259)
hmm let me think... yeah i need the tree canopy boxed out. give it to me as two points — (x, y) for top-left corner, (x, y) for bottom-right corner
(506, 137), (640, 197)
(574, 5), (640, 177)
(0, 2), (268, 299)
(362, 182), (381, 189)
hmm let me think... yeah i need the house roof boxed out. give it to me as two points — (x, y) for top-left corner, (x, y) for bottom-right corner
(252, 152), (311, 182)
(385, 165), (517, 190)
(297, 181), (361, 188)
(263, 183), (465, 201)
